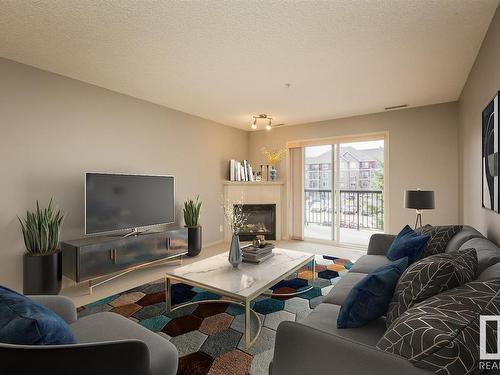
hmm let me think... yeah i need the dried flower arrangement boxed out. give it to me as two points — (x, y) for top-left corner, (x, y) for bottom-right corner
(261, 147), (287, 167)
(223, 201), (249, 235)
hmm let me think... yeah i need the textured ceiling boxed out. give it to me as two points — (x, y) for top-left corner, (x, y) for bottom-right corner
(0, 1), (498, 130)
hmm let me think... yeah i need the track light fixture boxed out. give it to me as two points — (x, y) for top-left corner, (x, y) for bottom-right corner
(250, 114), (273, 130)
(251, 118), (257, 129)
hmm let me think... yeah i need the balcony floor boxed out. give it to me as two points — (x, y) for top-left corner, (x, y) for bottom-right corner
(304, 223), (382, 246)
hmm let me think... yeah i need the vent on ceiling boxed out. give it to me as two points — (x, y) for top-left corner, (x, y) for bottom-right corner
(384, 104), (408, 111)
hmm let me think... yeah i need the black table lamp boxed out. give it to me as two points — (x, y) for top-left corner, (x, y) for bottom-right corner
(404, 190), (435, 229)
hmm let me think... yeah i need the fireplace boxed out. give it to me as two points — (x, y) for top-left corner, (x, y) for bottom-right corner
(237, 204), (276, 241)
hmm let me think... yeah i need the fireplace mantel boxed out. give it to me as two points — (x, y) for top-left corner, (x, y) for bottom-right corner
(223, 181), (285, 241)
(222, 181), (284, 186)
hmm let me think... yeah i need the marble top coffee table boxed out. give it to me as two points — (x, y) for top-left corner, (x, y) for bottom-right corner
(164, 248), (315, 348)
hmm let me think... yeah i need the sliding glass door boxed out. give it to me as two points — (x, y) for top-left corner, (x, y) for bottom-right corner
(303, 139), (385, 246)
(304, 145), (334, 240)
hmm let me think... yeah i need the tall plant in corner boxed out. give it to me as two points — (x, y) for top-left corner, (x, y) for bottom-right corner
(18, 198), (65, 294)
(183, 196), (202, 256)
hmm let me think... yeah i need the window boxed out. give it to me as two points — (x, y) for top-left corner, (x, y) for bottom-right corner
(303, 139), (385, 245)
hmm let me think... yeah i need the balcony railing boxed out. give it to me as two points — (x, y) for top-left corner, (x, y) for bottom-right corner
(304, 189), (384, 231)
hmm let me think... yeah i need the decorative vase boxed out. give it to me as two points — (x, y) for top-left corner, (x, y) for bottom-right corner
(23, 250), (62, 295)
(228, 234), (242, 268)
(187, 226), (202, 256)
(269, 167), (277, 181)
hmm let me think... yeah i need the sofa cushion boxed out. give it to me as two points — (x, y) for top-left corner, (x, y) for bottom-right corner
(301, 303), (387, 347)
(349, 255), (393, 274)
(0, 285), (76, 345)
(445, 225), (483, 252)
(415, 225), (463, 258)
(385, 248), (477, 327)
(377, 280), (500, 375)
(71, 312), (178, 375)
(460, 237), (500, 274)
(337, 257), (408, 328)
(323, 272), (366, 306)
(478, 263), (500, 281)
(387, 225), (430, 264)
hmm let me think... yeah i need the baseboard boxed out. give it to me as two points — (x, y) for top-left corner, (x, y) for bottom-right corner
(203, 239), (225, 248)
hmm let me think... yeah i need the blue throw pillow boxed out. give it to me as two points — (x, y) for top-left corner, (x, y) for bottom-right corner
(0, 286), (76, 345)
(386, 225), (430, 264)
(337, 257), (409, 328)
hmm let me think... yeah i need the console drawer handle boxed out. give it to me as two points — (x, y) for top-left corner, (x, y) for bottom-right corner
(110, 248), (117, 263)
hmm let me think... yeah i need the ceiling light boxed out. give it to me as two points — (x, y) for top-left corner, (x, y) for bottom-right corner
(251, 118), (257, 129)
(266, 118), (272, 130)
(250, 114), (274, 130)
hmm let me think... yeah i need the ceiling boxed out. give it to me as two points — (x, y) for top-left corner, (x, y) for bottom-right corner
(0, 1), (498, 130)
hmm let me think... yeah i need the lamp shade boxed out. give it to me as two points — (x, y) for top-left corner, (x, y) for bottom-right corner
(404, 190), (435, 210)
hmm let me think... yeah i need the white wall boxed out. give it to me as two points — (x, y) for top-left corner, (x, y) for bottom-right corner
(249, 102), (460, 235)
(0, 58), (248, 291)
(0, 48), (475, 292)
(458, 6), (500, 243)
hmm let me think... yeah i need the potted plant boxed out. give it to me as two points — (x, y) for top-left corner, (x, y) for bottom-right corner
(183, 196), (202, 256)
(18, 198), (64, 295)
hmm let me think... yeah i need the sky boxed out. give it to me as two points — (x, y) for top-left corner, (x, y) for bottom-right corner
(305, 140), (384, 157)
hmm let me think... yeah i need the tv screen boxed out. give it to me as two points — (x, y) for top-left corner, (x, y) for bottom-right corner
(85, 173), (175, 235)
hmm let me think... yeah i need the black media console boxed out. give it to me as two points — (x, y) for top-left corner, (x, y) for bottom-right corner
(61, 228), (188, 292)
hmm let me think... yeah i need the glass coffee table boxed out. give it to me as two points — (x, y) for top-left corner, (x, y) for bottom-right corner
(164, 248), (315, 348)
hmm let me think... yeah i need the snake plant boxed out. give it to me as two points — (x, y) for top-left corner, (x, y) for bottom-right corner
(183, 196), (202, 227)
(18, 198), (64, 255)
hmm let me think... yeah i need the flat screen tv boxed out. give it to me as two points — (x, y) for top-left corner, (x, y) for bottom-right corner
(85, 173), (175, 235)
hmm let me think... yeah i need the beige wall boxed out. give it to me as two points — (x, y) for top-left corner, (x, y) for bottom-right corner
(249, 102), (460, 235)
(0, 58), (248, 291)
(458, 7), (500, 243)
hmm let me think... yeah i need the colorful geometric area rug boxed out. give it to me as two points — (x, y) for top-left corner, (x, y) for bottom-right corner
(77, 255), (353, 375)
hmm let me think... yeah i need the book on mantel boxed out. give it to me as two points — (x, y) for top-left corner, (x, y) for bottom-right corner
(242, 243), (275, 264)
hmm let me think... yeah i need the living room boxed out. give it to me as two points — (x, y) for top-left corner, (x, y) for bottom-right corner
(1, 1), (500, 375)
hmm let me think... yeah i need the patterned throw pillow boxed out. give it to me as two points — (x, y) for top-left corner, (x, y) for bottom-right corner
(385, 248), (477, 327)
(377, 280), (500, 375)
(415, 225), (463, 258)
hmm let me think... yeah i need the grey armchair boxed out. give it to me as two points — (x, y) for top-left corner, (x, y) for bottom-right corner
(0, 295), (178, 375)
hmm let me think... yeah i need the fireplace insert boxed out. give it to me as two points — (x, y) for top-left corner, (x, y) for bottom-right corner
(237, 204), (276, 241)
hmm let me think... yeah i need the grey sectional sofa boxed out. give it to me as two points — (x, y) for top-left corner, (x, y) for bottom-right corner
(272, 226), (500, 375)
(0, 295), (178, 375)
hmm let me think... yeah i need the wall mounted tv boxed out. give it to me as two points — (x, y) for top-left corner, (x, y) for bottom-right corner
(85, 173), (175, 235)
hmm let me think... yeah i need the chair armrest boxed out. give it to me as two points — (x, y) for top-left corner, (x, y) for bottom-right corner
(367, 233), (395, 255)
(28, 295), (77, 324)
(0, 340), (150, 375)
(272, 321), (428, 375)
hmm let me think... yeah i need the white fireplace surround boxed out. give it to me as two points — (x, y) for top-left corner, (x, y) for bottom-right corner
(223, 181), (285, 242)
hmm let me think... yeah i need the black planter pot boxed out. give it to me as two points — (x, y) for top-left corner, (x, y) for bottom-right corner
(187, 226), (202, 257)
(23, 250), (62, 295)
